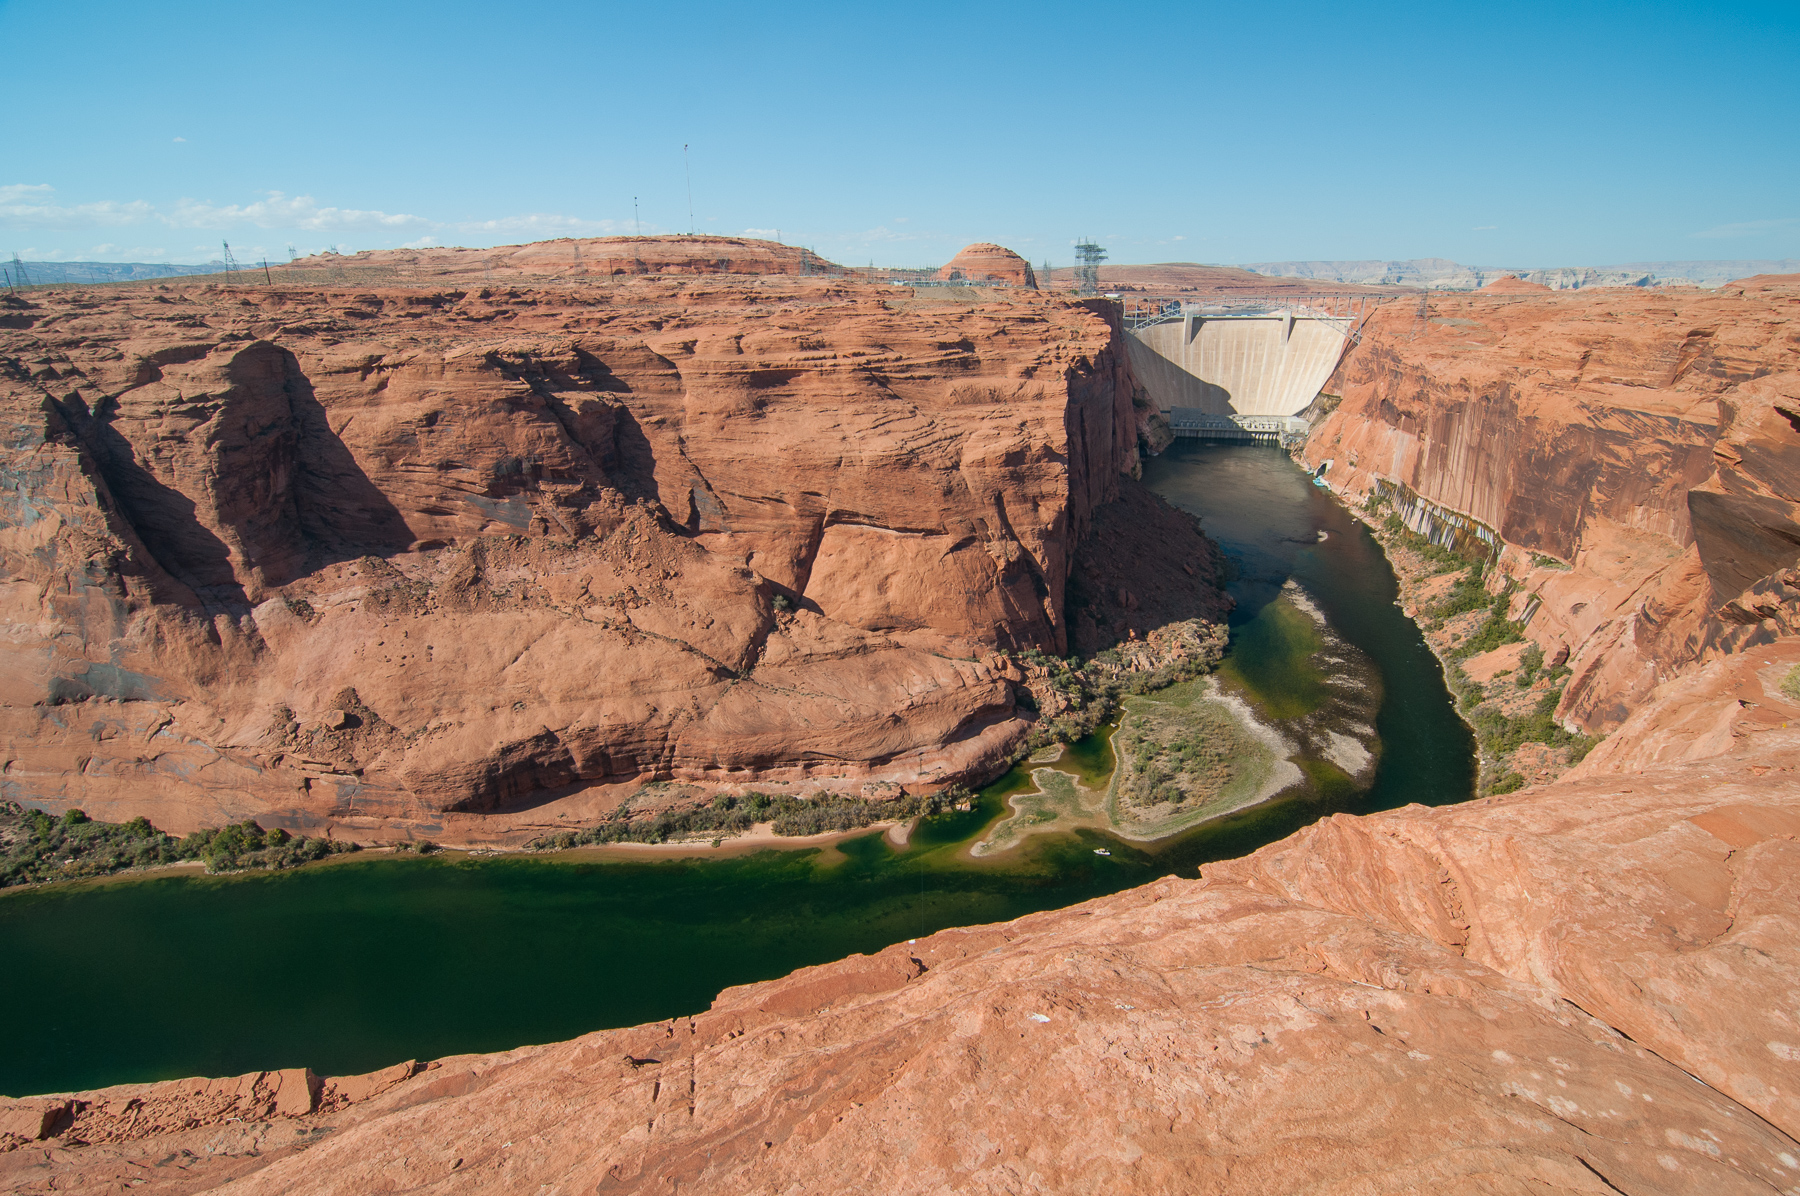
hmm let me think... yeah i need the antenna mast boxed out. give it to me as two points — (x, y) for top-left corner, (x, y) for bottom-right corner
(683, 144), (695, 235)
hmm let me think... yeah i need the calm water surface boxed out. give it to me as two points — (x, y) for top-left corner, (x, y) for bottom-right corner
(0, 444), (1472, 1097)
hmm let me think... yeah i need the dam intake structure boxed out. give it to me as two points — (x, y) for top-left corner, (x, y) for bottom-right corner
(1127, 297), (1384, 442)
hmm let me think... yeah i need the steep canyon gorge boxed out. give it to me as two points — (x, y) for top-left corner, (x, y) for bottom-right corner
(3, 247), (1799, 1194)
(1, 255), (1222, 844)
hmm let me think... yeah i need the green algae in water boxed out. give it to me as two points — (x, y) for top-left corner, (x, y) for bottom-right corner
(1218, 593), (1330, 720)
(0, 825), (1157, 1098)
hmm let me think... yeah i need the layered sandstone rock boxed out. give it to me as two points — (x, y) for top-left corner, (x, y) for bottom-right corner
(1302, 274), (1800, 737)
(935, 243), (1036, 288)
(0, 270), (1184, 838)
(10, 729), (1800, 1194)
(9, 268), (1800, 1196)
(269, 235), (837, 284)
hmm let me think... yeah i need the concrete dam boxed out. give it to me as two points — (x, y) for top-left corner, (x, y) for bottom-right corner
(1126, 303), (1358, 442)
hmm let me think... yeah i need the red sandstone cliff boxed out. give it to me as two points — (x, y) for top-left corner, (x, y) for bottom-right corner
(1302, 275), (1800, 738)
(0, 269), (1188, 838)
(5, 272), (1800, 1195)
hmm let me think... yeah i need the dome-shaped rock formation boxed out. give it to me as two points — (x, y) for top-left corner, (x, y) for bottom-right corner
(935, 243), (1036, 287)
(1479, 273), (1554, 293)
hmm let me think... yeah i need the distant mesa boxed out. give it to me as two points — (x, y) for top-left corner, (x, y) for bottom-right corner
(1480, 274), (1554, 293)
(266, 235), (839, 283)
(935, 243), (1037, 288)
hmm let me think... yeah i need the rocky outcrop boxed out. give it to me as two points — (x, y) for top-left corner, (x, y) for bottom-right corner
(271, 235), (838, 284)
(12, 727), (1800, 1194)
(1302, 274), (1800, 737)
(0, 268), (1179, 837)
(934, 243), (1036, 288)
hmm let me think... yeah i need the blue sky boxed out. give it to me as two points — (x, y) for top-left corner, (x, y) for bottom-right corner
(3, 0), (1796, 268)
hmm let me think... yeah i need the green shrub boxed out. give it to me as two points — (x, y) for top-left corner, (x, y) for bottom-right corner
(1435, 563), (1494, 620)
(532, 787), (970, 849)
(1455, 586), (1525, 659)
(1516, 643), (1545, 688)
(1488, 772), (1527, 795)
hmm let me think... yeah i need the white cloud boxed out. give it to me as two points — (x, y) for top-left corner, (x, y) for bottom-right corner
(3, 184), (642, 250)
(2, 184), (156, 229)
(400, 235), (438, 248)
(742, 227), (780, 239)
(1693, 216), (1798, 239)
(172, 137), (186, 143)
(168, 191), (429, 231)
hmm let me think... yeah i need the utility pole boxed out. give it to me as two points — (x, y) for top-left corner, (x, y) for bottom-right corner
(683, 144), (694, 235)
(262, 258), (272, 285)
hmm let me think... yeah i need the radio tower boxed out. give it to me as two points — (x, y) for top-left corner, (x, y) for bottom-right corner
(1074, 240), (1107, 296)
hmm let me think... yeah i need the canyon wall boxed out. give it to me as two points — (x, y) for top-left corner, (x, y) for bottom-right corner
(0, 271), (1181, 838)
(11, 729), (1799, 1194)
(1301, 275), (1800, 735)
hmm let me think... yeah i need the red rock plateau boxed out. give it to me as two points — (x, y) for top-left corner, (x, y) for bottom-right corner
(6, 261), (1800, 1194)
(0, 258), (1214, 843)
(934, 243), (1037, 288)
(269, 235), (839, 285)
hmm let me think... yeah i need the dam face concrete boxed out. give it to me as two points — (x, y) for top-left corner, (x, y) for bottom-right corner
(1130, 310), (1349, 418)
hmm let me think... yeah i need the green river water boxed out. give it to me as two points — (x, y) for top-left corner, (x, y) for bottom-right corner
(0, 444), (1474, 1097)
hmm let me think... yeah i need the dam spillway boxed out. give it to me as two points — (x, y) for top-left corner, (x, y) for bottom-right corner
(1127, 304), (1354, 428)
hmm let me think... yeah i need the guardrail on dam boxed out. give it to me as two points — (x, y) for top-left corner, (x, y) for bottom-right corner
(1126, 302), (1359, 425)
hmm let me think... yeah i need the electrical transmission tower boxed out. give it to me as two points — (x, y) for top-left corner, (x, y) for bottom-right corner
(10, 253), (30, 290)
(221, 240), (241, 287)
(1074, 240), (1107, 296)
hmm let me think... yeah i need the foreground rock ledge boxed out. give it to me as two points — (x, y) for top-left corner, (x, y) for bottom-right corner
(6, 732), (1798, 1194)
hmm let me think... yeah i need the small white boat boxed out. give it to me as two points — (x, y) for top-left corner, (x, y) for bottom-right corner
(1093, 848), (1112, 856)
